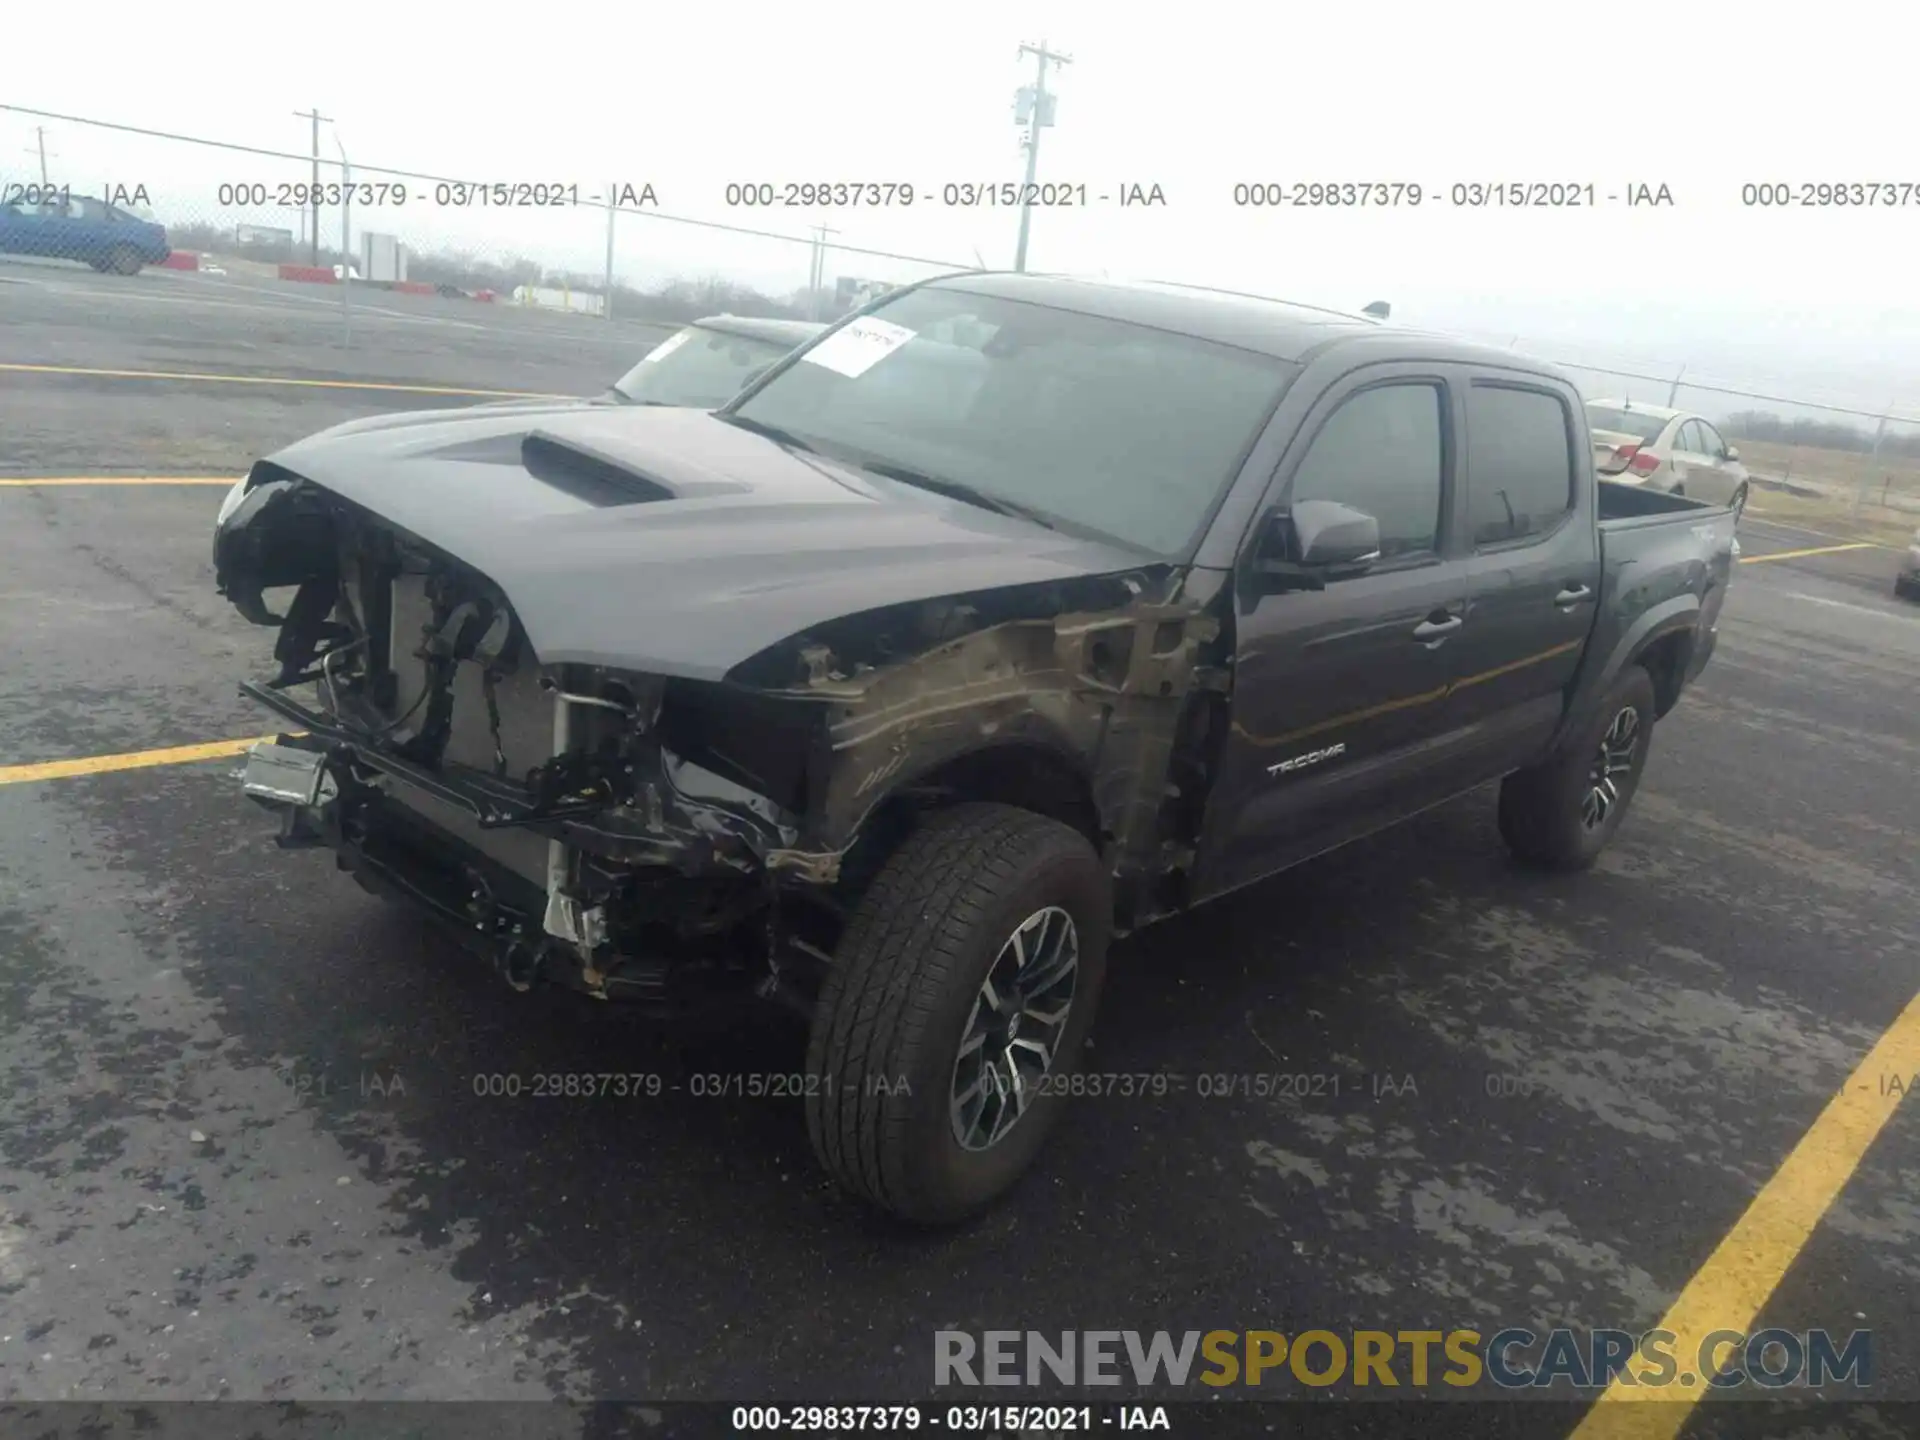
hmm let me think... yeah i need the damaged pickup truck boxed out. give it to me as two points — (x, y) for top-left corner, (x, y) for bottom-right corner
(213, 272), (1738, 1224)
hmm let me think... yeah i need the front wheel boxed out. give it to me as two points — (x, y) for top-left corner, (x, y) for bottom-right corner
(804, 802), (1111, 1226)
(1498, 665), (1657, 871)
(107, 244), (143, 275)
(1730, 483), (1749, 518)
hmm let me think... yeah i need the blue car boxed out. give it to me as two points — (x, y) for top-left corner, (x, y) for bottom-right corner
(0, 190), (171, 274)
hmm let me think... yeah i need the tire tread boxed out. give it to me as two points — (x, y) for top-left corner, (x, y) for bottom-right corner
(804, 802), (1092, 1217)
(1498, 664), (1657, 872)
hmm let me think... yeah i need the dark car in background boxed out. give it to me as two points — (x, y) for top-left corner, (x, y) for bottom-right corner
(0, 191), (172, 274)
(609, 315), (825, 409)
(1896, 528), (1920, 601)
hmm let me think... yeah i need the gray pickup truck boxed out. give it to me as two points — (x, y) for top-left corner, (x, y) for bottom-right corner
(211, 272), (1737, 1225)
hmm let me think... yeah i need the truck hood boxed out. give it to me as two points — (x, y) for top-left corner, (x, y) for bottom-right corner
(262, 404), (1149, 682)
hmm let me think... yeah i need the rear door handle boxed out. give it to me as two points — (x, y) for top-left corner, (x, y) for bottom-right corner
(1555, 585), (1592, 607)
(1412, 615), (1463, 641)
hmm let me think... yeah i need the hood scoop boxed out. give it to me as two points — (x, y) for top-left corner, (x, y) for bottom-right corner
(433, 431), (533, 466)
(521, 429), (678, 507)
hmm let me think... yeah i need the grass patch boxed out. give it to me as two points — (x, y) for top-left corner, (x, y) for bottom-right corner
(1744, 488), (1916, 548)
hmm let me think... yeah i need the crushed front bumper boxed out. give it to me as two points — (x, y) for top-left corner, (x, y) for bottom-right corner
(235, 686), (786, 1016)
(239, 678), (774, 871)
(242, 732), (551, 969)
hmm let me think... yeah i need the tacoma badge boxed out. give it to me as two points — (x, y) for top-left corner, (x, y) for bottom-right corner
(1267, 742), (1346, 777)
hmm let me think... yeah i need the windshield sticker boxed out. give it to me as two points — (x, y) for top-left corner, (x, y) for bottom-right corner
(800, 317), (918, 378)
(641, 330), (692, 363)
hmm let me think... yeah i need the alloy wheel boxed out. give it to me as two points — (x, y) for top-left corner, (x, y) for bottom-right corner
(1582, 706), (1641, 831)
(949, 905), (1080, 1152)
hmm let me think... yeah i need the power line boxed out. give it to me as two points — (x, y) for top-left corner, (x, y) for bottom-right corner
(0, 103), (976, 274)
(5, 102), (1911, 423)
(1012, 40), (1071, 272)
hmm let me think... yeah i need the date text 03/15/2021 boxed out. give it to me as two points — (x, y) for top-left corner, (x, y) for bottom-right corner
(455, 1070), (1420, 1101)
(730, 1404), (1173, 1431)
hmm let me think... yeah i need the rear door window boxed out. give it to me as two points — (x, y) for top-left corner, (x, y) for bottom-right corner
(1466, 384), (1576, 546)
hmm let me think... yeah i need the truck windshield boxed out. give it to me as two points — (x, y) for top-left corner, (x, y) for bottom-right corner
(723, 283), (1297, 557)
(1585, 405), (1669, 444)
(612, 326), (798, 409)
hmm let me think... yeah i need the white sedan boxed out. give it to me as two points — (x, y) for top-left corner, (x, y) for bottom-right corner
(1586, 399), (1752, 515)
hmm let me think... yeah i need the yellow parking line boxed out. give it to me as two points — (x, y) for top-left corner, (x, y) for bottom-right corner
(1738, 542), (1878, 564)
(1744, 511), (1889, 545)
(0, 360), (567, 400)
(0, 734), (287, 786)
(0, 476), (235, 487)
(1568, 987), (1920, 1440)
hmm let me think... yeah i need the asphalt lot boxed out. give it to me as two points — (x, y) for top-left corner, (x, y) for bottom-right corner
(0, 257), (679, 473)
(3, 265), (1919, 1437)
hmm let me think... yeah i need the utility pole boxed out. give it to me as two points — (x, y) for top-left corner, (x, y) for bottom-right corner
(808, 224), (840, 320)
(28, 127), (54, 187)
(604, 186), (617, 322)
(293, 107), (332, 265)
(1870, 405), (1891, 462)
(333, 130), (352, 352)
(1012, 40), (1071, 273)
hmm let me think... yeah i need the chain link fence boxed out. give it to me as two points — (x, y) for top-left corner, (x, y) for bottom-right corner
(4, 103), (1916, 532)
(0, 104), (976, 378)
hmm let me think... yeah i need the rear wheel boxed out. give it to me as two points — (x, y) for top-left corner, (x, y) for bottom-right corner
(804, 802), (1111, 1226)
(1498, 665), (1657, 871)
(1896, 575), (1920, 602)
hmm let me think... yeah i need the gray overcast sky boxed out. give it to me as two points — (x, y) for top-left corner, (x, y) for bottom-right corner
(6, 0), (1917, 417)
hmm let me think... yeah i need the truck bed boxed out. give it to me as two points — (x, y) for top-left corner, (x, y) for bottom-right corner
(1596, 478), (1723, 526)
(1545, 479), (1740, 755)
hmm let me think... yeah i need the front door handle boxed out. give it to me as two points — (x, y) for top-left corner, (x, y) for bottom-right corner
(1412, 614), (1463, 641)
(1555, 584), (1593, 607)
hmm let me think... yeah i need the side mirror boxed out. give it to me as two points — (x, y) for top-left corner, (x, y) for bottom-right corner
(1252, 500), (1382, 592)
(1723, 446), (1740, 463)
(1293, 499), (1382, 568)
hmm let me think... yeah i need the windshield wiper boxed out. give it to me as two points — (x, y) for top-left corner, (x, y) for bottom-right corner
(606, 378), (681, 405)
(854, 460), (1059, 532)
(715, 411), (818, 453)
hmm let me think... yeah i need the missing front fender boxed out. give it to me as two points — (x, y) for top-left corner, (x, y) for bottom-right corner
(213, 474), (339, 627)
